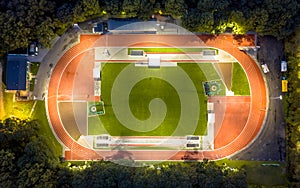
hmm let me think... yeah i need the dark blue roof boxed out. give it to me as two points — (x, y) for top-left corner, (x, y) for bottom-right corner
(6, 54), (28, 90)
(107, 18), (143, 30)
(94, 23), (103, 33)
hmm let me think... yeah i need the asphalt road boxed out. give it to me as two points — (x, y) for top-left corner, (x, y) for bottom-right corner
(231, 36), (286, 162)
(32, 26), (82, 100)
(0, 60), (4, 118)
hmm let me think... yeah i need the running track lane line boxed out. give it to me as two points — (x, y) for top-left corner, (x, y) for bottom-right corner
(47, 34), (266, 160)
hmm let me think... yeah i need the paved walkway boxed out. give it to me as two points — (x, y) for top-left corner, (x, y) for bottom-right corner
(0, 60), (4, 119)
(33, 27), (82, 100)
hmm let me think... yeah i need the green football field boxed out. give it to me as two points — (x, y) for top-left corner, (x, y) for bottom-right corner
(88, 62), (248, 136)
(89, 63), (212, 136)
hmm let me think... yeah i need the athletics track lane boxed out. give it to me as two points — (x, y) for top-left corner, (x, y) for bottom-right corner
(47, 34), (266, 160)
(48, 36), (102, 160)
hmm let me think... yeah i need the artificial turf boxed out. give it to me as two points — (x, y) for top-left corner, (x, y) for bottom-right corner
(88, 115), (108, 135)
(197, 63), (220, 81)
(91, 63), (211, 136)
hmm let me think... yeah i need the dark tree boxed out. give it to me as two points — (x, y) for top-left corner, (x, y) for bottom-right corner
(0, 118), (39, 156)
(17, 136), (58, 169)
(17, 163), (58, 187)
(0, 150), (16, 187)
(0, 0), (57, 51)
(105, 0), (122, 15)
(73, 0), (102, 22)
(122, 0), (141, 18)
(137, 0), (154, 20)
(164, 0), (187, 18)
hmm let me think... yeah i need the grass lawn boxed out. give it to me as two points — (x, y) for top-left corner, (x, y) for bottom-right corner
(215, 159), (287, 186)
(94, 63), (209, 136)
(30, 62), (40, 76)
(231, 63), (250, 95)
(31, 101), (62, 158)
(30, 78), (35, 91)
(1, 84), (62, 158)
(2, 84), (35, 120)
(128, 47), (218, 54)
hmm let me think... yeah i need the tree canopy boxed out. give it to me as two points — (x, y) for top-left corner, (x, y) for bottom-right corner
(1, 0), (300, 52)
(182, 0), (300, 36)
(0, 118), (247, 187)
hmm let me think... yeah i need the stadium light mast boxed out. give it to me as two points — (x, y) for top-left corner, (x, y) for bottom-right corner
(103, 33), (110, 57)
(270, 95), (282, 100)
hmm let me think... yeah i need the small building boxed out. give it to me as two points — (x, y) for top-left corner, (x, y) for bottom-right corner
(6, 54), (29, 91)
(148, 54), (161, 68)
(107, 18), (156, 34)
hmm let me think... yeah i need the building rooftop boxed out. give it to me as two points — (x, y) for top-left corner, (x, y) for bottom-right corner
(107, 18), (157, 33)
(6, 54), (28, 90)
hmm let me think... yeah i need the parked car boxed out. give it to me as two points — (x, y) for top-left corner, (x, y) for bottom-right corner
(281, 61), (287, 72)
(29, 42), (38, 56)
(261, 63), (270, 73)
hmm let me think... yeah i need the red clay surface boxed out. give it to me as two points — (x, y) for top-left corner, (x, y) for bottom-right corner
(47, 34), (267, 161)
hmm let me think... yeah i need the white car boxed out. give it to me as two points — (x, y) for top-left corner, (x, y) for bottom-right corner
(261, 64), (270, 73)
(281, 61), (287, 72)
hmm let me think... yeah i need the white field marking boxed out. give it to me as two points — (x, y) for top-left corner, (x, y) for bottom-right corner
(29, 100), (38, 117)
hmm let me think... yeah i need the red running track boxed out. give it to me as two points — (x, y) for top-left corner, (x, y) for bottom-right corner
(47, 34), (267, 160)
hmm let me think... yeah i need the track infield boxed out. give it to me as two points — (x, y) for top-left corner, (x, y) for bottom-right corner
(92, 63), (215, 136)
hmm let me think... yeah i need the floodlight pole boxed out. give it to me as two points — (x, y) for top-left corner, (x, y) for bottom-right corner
(270, 95), (282, 100)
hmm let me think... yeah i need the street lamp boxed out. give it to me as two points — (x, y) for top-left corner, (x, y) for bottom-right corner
(270, 95), (282, 100)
